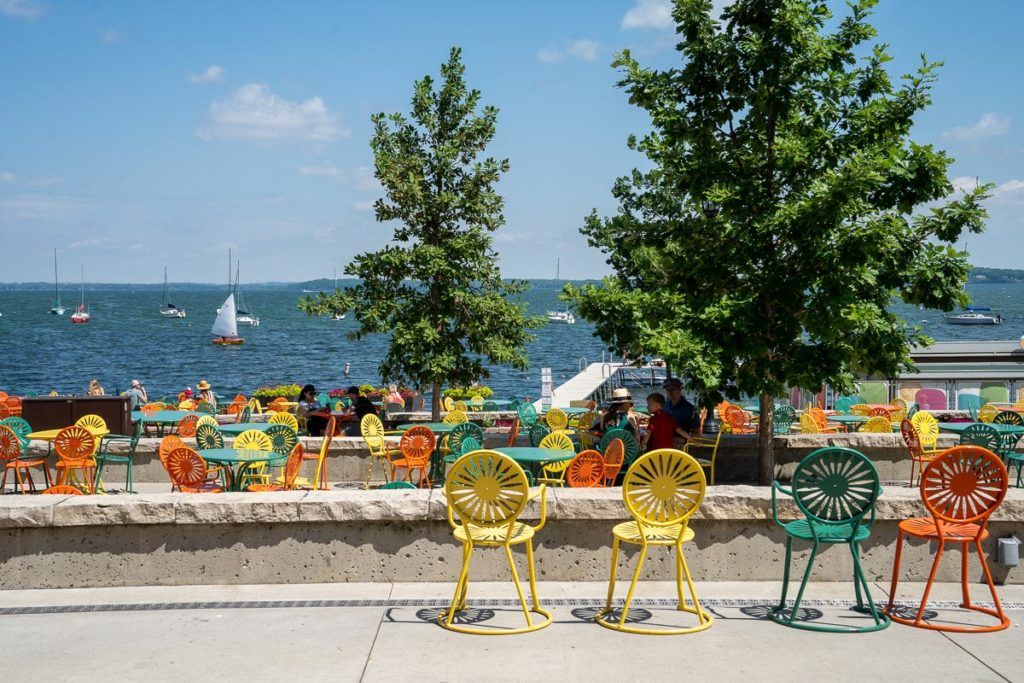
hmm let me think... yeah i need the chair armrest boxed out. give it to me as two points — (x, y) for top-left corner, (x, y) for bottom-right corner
(529, 484), (548, 532)
(771, 481), (792, 528)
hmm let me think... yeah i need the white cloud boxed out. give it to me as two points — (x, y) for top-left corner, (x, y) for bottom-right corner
(0, 194), (92, 220)
(993, 179), (1024, 201)
(950, 176), (978, 193)
(537, 39), (602, 64)
(0, 0), (45, 19)
(197, 83), (346, 142)
(69, 238), (109, 249)
(621, 0), (672, 29)
(944, 113), (1010, 142)
(0, 171), (15, 183)
(190, 65), (225, 84)
(298, 164), (341, 178)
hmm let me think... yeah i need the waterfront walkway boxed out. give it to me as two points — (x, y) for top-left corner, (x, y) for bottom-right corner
(2, 581), (1022, 681)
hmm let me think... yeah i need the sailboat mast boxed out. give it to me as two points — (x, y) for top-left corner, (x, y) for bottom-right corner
(227, 249), (232, 295)
(53, 248), (60, 302)
(80, 265), (84, 305)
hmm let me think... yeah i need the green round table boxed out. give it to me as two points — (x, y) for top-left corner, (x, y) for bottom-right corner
(199, 448), (286, 491)
(132, 410), (198, 436)
(826, 414), (898, 432)
(938, 422), (1024, 435)
(397, 423), (460, 433)
(495, 446), (575, 480)
(217, 422), (273, 435)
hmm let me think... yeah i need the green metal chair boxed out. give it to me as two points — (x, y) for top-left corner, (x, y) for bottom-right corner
(444, 422), (484, 465)
(833, 396), (857, 415)
(960, 423), (1001, 453)
(93, 422), (143, 493)
(195, 423), (224, 450)
(517, 402), (539, 429)
(599, 428), (639, 466)
(773, 405), (797, 434)
(528, 422), (551, 446)
(0, 417), (32, 448)
(770, 446), (889, 632)
(379, 480), (416, 490)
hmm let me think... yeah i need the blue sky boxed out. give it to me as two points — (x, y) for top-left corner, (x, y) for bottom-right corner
(0, 0), (1021, 283)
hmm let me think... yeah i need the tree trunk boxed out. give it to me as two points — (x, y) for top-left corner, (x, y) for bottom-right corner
(431, 382), (442, 422)
(758, 392), (775, 486)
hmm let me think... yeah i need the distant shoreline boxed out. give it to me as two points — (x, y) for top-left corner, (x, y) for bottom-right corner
(0, 278), (602, 292)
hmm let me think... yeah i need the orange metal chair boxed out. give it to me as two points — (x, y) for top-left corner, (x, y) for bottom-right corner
(41, 484), (84, 495)
(724, 405), (756, 434)
(158, 435), (185, 469)
(868, 406), (892, 419)
(54, 425), (96, 493)
(176, 414), (199, 438)
(900, 419), (936, 486)
(390, 425), (435, 488)
(248, 444), (304, 492)
(601, 437), (625, 487)
(507, 417), (521, 447)
(165, 447), (223, 493)
(566, 449), (605, 487)
(886, 445), (1010, 632)
(1, 424), (53, 493)
(0, 404), (9, 419)
(5, 396), (22, 417)
(807, 407), (840, 433)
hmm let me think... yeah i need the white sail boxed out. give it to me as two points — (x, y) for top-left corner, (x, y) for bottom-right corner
(212, 293), (238, 337)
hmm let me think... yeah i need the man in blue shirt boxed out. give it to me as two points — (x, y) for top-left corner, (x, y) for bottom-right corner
(662, 377), (700, 432)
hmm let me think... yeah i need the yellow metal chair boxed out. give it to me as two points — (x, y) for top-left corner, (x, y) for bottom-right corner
(443, 396), (456, 412)
(440, 449), (551, 635)
(573, 411), (599, 450)
(859, 416), (892, 433)
(196, 415), (219, 429)
(597, 449), (712, 635)
(545, 407), (569, 432)
(361, 414), (402, 489)
(979, 403), (999, 423)
(454, 400), (469, 412)
(443, 409), (468, 425)
(234, 429), (273, 488)
(910, 410), (940, 455)
(683, 430), (722, 485)
(247, 398), (263, 414)
(799, 413), (820, 434)
(269, 411), (299, 430)
(536, 431), (575, 486)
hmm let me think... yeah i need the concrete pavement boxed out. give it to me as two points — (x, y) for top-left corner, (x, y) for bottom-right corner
(1, 581), (1022, 682)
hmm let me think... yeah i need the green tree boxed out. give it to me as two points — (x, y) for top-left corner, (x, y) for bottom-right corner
(300, 47), (542, 419)
(566, 0), (991, 484)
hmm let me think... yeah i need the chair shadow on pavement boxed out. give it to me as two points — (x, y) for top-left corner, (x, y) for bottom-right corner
(740, 604), (823, 622)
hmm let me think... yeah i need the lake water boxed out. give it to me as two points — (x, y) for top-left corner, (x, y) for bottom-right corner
(0, 282), (1019, 399)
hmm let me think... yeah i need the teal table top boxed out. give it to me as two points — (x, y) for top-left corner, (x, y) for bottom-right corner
(217, 422), (273, 434)
(826, 415), (870, 423)
(398, 422), (459, 433)
(546, 407), (592, 415)
(198, 448), (284, 464)
(467, 399), (514, 407)
(939, 422), (1024, 434)
(495, 447), (575, 464)
(132, 410), (196, 423)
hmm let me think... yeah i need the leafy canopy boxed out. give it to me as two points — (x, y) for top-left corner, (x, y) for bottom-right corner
(300, 47), (542, 400)
(567, 0), (991, 403)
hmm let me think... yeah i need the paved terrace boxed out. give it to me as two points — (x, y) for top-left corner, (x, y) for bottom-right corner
(1, 581), (1022, 682)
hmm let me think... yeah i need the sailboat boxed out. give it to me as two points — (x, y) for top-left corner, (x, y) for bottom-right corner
(234, 262), (260, 327)
(546, 258), (575, 324)
(49, 248), (65, 315)
(160, 266), (187, 318)
(70, 266), (90, 323)
(212, 293), (243, 345)
(331, 266), (345, 320)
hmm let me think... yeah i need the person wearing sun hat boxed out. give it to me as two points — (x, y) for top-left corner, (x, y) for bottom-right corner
(600, 387), (640, 435)
(196, 379), (217, 409)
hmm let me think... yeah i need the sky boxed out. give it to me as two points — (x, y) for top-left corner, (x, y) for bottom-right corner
(0, 0), (1022, 283)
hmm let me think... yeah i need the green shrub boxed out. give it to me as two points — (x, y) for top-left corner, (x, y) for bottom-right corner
(442, 385), (494, 400)
(254, 384), (302, 401)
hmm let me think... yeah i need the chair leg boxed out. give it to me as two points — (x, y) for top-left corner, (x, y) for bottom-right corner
(445, 541), (473, 625)
(618, 541), (648, 627)
(961, 540), (971, 608)
(851, 542), (885, 626)
(503, 544), (533, 628)
(976, 539), (1009, 624)
(786, 540), (819, 625)
(677, 545), (707, 625)
(916, 539), (946, 624)
(93, 459), (106, 492)
(887, 529), (905, 613)
(776, 536), (794, 608)
(363, 454), (375, 491)
(603, 537), (620, 613)
(525, 540), (542, 611)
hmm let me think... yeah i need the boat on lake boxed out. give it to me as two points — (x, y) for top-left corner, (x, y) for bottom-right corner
(545, 258), (576, 324)
(212, 293), (243, 345)
(160, 266), (186, 318)
(233, 261), (260, 327)
(945, 307), (1002, 325)
(70, 266), (90, 324)
(49, 248), (65, 315)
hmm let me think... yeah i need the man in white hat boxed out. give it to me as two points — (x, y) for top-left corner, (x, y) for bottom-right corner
(126, 379), (148, 409)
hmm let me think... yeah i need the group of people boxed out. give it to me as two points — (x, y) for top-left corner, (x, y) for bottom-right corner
(296, 384), (382, 437)
(592, 377), (701, 453)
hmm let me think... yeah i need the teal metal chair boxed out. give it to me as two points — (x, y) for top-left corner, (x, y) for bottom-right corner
(770, 446), (889, 632)
(833, 396), (857, 414)
(517, 402), (539, 429)
(0, 417), (32, 448)
(447, 421), (484, 455)
(773, 405), (797, 434)
(599, 428), (639, 467)
(379, 480), (416, 490)
(960, 423), (1001, 454)
(93, 422), (143, 493)
(529, 422), (550, 446)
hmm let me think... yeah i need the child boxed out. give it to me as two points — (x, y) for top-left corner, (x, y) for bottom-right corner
(643, 392), (693, 452)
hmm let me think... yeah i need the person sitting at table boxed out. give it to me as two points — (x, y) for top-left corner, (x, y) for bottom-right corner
(601, 388), (640, 435)
(642, 392), (692, 452)
(297, 384), (330, 436)
(196, 380), (217, 409)
(345, 396), (378, 436)
(126, 379), (148, 408)
(385, 384), (404, 407)
(87, 379), (105, 396)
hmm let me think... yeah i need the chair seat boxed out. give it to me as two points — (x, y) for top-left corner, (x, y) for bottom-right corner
(390, 458), (428, 470)
(246, 484), (285, 492)
(782, 519), (870, 542)
(6, 457), (47, 469)
(612, 521), (694, 545)
(454, 521), (535, 546)
(180, 483), (223, 493)
(693, 458), (712, 468)
(898, 517), (987, 541)
(55, 459), (96, 469)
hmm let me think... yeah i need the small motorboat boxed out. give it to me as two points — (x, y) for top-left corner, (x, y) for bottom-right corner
(944, 307), (1002, 325)
(546, 310), (576, 324)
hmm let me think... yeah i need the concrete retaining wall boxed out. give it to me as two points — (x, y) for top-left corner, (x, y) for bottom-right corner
(2, 486), (1022, 590)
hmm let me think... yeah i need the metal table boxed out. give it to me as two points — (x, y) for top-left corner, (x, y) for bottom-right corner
(217, 422), (273, 435)
(198, 448), (286, 491)
(938, 422), (1024, 435)
(495, 446), (575, 479)
(132, 410), (197, 436)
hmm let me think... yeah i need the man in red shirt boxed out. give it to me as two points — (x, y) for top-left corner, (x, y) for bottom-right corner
(643, 392), (693, 452)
